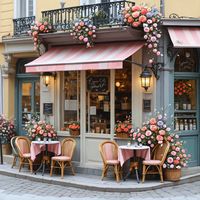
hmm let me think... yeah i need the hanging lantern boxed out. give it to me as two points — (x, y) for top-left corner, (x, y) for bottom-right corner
(140, 67), (152, 91)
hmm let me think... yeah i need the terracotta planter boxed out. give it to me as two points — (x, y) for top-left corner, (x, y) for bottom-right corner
(70, 129), (80, 136)
(115, 132), (129, 138)
(164, 168), (182, 181)
(2, 143), (12, 155)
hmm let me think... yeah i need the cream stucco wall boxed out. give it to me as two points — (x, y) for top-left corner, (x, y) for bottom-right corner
(0, 0), (13, 42)
(36, 0), (80, 20)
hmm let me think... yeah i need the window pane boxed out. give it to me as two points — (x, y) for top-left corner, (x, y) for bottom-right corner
(115, 61), (132, 123)
(19, 0), (26, 17)
(28, 0), (34, 16)
(174, 49), (197, 72)
(174, 79), (197, 131)
(62, 72), (80, 130)
(34, 81), (40, 113)
(86, 70), (110, 134)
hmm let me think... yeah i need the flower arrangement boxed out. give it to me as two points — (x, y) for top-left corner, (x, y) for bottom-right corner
(28, 19), (54, 51)
(70, 18), (96, 48)
(174, 80), (192, 97)
(163, 133), (191, 169)
(68, 121), (80, 131)
(131, 114), (171, 148)
(0, 115), (15, 144)
(123, 5), (162, 64)
(25, 120), (57, 141)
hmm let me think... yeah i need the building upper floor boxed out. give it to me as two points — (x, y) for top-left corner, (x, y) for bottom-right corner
(0, 0), (200, 42)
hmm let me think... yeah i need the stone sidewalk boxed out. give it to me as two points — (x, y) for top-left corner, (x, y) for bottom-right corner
(0, 162), (200, 192)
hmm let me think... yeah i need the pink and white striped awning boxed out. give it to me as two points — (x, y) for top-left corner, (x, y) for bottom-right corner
(25, 42), (144, 72)
(168, 27), (200, 48)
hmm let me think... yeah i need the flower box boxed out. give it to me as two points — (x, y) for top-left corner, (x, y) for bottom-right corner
(164, 168), (181, 181)
(115, 132), (129, 138)
(70, 129), (80, 136)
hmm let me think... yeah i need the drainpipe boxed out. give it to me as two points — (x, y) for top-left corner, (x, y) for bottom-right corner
(160, 0), (165, 17)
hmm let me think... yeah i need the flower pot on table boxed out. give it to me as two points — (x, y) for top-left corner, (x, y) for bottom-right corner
(70, 129), (80, 136)
(115, 132), (129, 138)
(164, 168), (182, 181)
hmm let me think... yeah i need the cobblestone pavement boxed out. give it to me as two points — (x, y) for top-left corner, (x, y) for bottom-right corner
(0, 175), (199, 200)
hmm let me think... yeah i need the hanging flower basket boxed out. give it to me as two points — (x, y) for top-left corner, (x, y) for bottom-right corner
(115, 132), (129, 138)
(164, 168), (182, 181)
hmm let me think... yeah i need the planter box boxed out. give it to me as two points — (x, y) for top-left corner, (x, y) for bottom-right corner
(115, 132), (129, 138)
(2, 144), (12, 155)
(70, 130), (80, 136)
(164, 168), (182, 181)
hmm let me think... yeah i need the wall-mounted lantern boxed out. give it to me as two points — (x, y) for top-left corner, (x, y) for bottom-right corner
(42, 72), (56, 87)
(140, 67), (152, 91)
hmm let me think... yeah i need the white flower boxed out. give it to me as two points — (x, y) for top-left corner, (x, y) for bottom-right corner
(163, 163), (166, 168)
(166, 127), (171, 132)
(170, 164), (174, 168)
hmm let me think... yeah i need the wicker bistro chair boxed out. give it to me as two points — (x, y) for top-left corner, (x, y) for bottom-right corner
(142, 139), (170, 183)
(15, 136), (33, 173)
(99, 140), (121, 182)
(10, 136), (19, 168)
(50, 138), (76, 178)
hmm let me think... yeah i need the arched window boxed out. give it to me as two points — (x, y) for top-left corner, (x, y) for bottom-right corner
(174, 49), (198, 72)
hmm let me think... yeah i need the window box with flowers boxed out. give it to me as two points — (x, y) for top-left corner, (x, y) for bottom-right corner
(0, 115), (16, 155)
(68, 121), (80, 136)
(115, 120), (132, 138)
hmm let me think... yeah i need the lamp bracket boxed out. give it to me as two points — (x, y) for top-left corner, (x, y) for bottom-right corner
(124, 59), (163, 80)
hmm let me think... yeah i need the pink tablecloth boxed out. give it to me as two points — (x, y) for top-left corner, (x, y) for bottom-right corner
(118, 145), (151, 166)
(30, 141), (61, 161)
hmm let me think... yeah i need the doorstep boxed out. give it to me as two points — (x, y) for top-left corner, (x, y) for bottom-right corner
(0, 162), (200, 192)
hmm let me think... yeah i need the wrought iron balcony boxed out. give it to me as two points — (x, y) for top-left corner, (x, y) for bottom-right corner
(13, 16), (35, 36)
(42, 1), (134, 31)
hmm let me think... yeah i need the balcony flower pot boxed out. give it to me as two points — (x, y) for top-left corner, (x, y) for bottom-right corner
(164, 168), (182, 181)
(115, 132), (129, 138)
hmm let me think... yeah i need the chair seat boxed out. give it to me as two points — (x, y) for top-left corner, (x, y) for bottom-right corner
(106, 160), (120, 165)
(143, 159), (161, 165)
(23, 153), (31, 158)
(52, 156), (71, 161)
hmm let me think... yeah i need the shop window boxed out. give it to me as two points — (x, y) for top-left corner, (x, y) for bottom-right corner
(15, 0), (35, 18)
(115, 61), (132, 124)
(86, 70), (110, 134)
(174, 49), (198, 72)
(174, 79), (197, 132)
(62, 71), (80, 130)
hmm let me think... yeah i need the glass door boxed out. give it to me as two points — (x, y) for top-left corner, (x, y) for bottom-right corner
(18, 79), (40, 135)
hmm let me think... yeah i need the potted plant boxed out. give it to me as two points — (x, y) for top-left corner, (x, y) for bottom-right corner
(0, 115), (16, 155)
(25, 119), (57, 141)
(163, 133), (191, 181)
(68, 121), (80, 136)
(115, 115), (132, 138)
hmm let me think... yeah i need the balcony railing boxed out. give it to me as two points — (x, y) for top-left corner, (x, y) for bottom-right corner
(13, 16), (35, 36)
(42, 1), (134, 31)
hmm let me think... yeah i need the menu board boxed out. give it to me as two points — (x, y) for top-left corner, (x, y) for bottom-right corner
(87, 76), (108, 92)
(43, 103), (53, 115)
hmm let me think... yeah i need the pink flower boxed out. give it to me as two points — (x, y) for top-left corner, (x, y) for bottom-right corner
(182, 149), (186, 153)
(138, 138), (142, 142)
(167, 157), (174, 164)
(79, 21), (84, 26)
(132, 22), (140, 27)
(149, 118), (156, 125)
(83, 37), (88, 43)
(139, 15), (147, 23)
(145, 130), (152, 136)
(175, 147), (180, 152)
(131, 5), (141, 12)
(147, 140), (152, 144)
(132, 11), (140, 18)
(39, 25), (45, 31)
(141, 134), (145, 139)
(141, 126), (147, 131)
(171, 151), (176, 156)
(159, 130), (165, 136)
(156, 135), (163, 141)
(48, 132), (52, 137)
(144, 27), (150, 33)
(151, 36), (157, 42)
(150, 144), (154, 148)
(79, 35), (84, 41)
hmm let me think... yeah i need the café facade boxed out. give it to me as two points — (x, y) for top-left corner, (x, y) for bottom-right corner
(1, 2), (200, 171)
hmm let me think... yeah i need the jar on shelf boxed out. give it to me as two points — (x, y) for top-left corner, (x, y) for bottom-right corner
(192, 119), (197, 130)
(179, 119), (184, 131)
(184, 119), (188, 131)
(189, 119), (193, 130)
(174, 119), (179, 131)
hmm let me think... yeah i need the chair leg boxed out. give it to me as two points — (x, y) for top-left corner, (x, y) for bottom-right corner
(28, 159), (33, 173)
(61, 161), (64, 178)
(114, 165), (120, 182)
(19, 158), (24, 172)
(69, 161), (75, 175)
(159, 166), (163, 183)
(142, 164), (146, 183)
(50, 160), (55, 176)
(101, 164), (107, 180)
(11, 156), (17, 168)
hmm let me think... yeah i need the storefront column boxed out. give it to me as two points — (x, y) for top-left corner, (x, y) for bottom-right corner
(1, 54), (15, 118)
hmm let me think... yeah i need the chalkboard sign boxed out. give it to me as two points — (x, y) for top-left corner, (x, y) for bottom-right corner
(87, 76), (108, 92)
(43, 103), (53, 115)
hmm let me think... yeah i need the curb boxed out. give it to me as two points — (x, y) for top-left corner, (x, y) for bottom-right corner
(0, 169), (200, 192)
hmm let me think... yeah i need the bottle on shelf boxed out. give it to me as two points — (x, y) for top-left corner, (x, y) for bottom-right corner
(184, 119), (188, 131)
(192, 119), (197, 130)
(189, 119), (193, 130)
(179, 119), (184, 131)
(174, 118), (179, 131)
